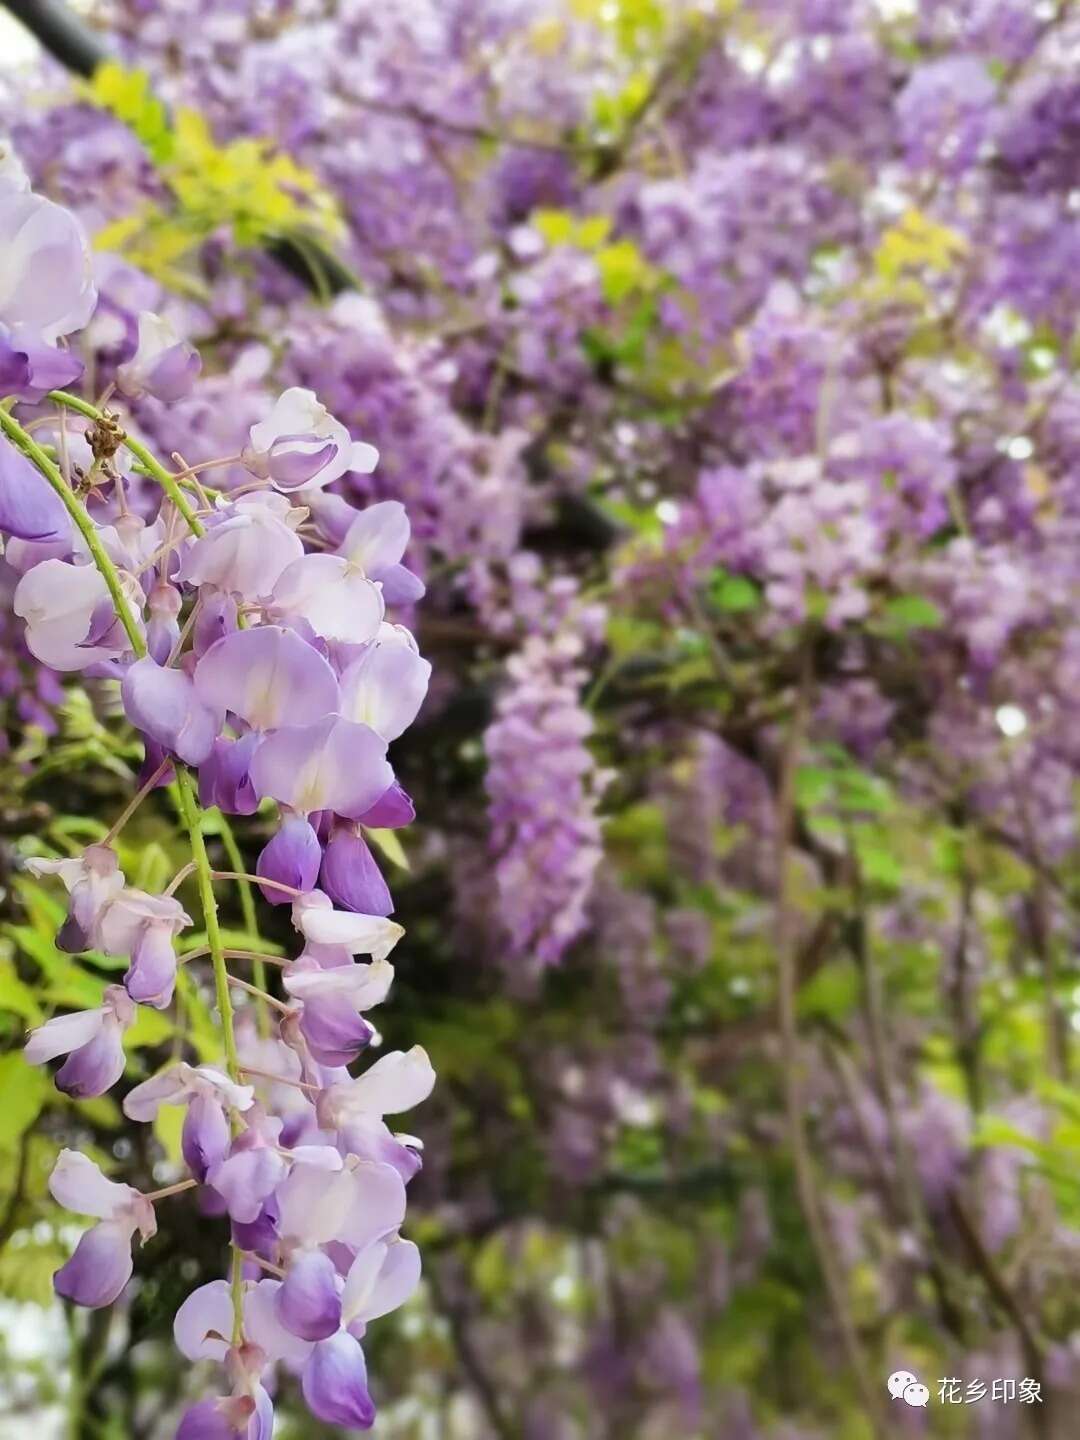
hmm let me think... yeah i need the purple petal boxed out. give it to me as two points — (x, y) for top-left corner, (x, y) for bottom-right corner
(54, 1219), (133, 1308)
(343, 1238), (422, 1327)
(20, 341), (82, 397)
(250, 1387), (274, 1440)
(0, 331), (30, 391)
(371, 560), (425, 605)
(336, 1161), (408, 1254)
(275, 1158), (366, 1249)
(0, 190), (97, 340)
(355, 1237), (421, 1323)
(55, 1022), (126, 1098)
(174, 1278), (233, 1362)
(300, 999), (374, 1069)
(121, 657), (221, 766)
(340, 500), (409, 573)
(176, 1397), (263, 1440)
(79, 595), (127, 650)
(24, 1006), (103, 1065)
(250, 715), (392, 819)
(275, 1250), (343, 1341)
(137, 738), (174, 790)
(302, 1332), (376, 1429)
(0, 326), (82, 402)
(232, 1192), (280, 1257)
(182, 1093), (232, 1182)
(49, 1147), (135, 1220)
(208, 1146), (287, 1224)
(117, 312), (201, 402)
(146, 583), (182, 665)
(256, 815), (322, 906)
(199, 734), (259, 816)
(336, 1115), (424, 1185)
(124, 927), (178, 1009)
(246, 1279), (314, 1365)
(340, 641), (431, 742)
(193, 592), (239, 655)
(184, 511), (302, 607)
(267, 434), (337, 489)
(0, 441), (72, 545)
(304, 491), (356, 547)
(320, 830), (393, 916)
(342, 1047), (435, 1119)
(176, 1401), (235, 1440)
(354, 780), (415, 829)
(194, 627), (340, 732)
(271, 553), (384, 644)
(144, 342), (201, 402)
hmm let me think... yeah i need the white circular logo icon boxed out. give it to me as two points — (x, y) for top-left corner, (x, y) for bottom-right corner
(887, 1370), (919, 1400)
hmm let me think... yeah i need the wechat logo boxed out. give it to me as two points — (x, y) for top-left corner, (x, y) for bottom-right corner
(888, 1370), (930, 1408)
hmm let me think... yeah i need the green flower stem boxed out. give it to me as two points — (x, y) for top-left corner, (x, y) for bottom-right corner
(0, 407), (145, 655)
(230, 1245), (244, 1347)
(175, 770), (241, 1082)
(174, 765), (245, 1346)
(47, 389), (206, 536)
(216, 810), (271, 1037)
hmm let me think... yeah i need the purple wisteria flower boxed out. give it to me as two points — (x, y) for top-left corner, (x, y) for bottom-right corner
(0, 175), (433, 1438)
(24, 984), (135, 1098)
(49, 1150), (157, 1307)
(179, 495), (304, 602)
(0, 179), (96, 342)
(125, 1064), (255, 1181)
(117, 310), (202, 402)
(486, 632), (608, 974)
(243, 387), (378, 491)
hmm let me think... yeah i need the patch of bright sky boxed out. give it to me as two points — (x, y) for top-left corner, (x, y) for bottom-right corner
(0, 12), (40, 68)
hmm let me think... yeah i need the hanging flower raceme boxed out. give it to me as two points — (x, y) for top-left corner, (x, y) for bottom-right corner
(0, 167), (433, 1436)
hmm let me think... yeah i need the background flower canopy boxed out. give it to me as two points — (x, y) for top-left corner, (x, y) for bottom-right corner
(0, 0), (1078, 1437)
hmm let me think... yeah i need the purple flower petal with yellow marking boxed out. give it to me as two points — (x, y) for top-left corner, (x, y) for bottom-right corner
(250, 715), (391, 819)
(194, 626), (339, 732)
(121, 657), (222, 767)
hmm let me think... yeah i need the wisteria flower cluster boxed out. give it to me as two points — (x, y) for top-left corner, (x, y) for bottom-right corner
(2, 158), (434, 1436)
(9, 0), (1080, 1432)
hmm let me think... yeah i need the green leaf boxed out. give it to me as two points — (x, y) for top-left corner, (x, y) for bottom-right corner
(797, 962), (860, 1020)
(153, 1101), (185, 1166)
(0, 953), (43, 1025)
(709, 569), (760, 614)
(126, 1007), (174, 1052)
(0, 1237), (71, 1306)
(0, 1056), (47, 1150)
(854, 831), (904, 889)
(364, 827), (409, 871)
(873, 594), (944, 637)
(595, 239), (656, 305)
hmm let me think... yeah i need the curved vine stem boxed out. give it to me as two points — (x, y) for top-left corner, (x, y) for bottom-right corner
(0, 407), (145, 654)
(215, 812), (270, 1037)
(47, 389), (206, 537)
(174, 770), (241, 1081)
